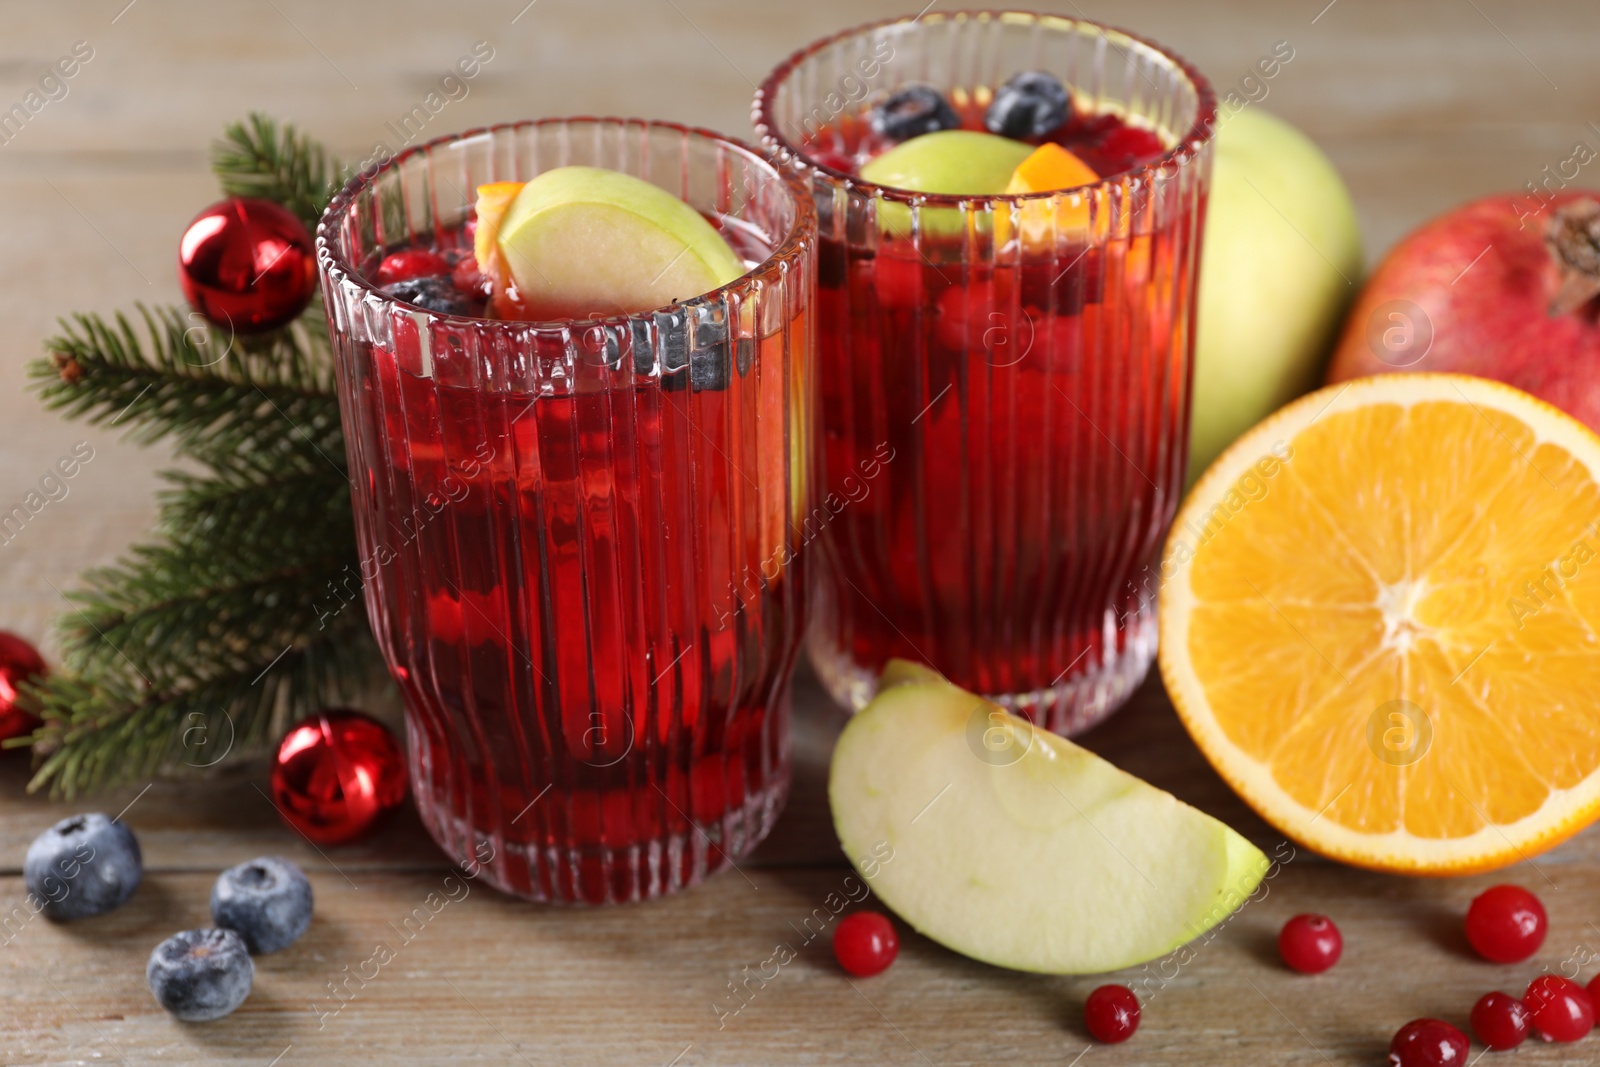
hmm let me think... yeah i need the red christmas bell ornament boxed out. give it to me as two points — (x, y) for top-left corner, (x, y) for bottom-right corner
(0, 632), (46, 742)
(270, 709), (406, 846)
(178, 197), (316, 334)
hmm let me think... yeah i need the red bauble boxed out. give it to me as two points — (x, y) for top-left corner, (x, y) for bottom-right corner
(270, 709), (407, 846)
(0, 632), (46, 741)
(178, 197), (316, 334)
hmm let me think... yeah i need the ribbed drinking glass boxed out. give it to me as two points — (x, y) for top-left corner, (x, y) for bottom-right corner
(317, 118), (815, 903)
(756, 12), (1216, 735)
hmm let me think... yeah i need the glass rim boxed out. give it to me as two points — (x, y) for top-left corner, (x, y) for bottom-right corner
(315, 115), (817, 330)
(752, 9), (1220, 207)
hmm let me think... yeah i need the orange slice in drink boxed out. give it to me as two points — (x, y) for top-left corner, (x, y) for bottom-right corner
(473, 181), (525, 282)
(995, 143), (1099, 249)
(1159, 373), (1600, 874)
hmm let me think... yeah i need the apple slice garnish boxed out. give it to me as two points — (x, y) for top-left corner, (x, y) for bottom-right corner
(858, 129), (1035, 196)
(491, 166), (744, 320)
(830, 661), (1269, 975)
(859, 130), (1034, 240)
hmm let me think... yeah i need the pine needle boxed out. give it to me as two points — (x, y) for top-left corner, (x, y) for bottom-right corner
(211, 113), (345, 231)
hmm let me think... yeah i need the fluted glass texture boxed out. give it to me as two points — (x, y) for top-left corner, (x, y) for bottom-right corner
(317, 119), (815, 903)
(756, 12), (1216, 735)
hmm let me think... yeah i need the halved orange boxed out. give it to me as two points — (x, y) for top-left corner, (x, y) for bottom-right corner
(1160, 373), (1600, 874)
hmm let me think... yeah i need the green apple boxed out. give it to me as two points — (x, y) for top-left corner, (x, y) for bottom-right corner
(830, 662), (1268, 975)
(860, 130), (1034, 196)
(860, 130), (1033, 240)
(495, 166), (744, 318)
(1190, 106), (1363, 482)
(877, 658), (946, 690)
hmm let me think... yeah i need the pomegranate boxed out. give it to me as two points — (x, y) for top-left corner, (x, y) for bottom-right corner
(1326, 191), (1600, 430)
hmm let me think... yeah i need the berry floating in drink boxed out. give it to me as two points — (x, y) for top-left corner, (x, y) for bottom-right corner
(985, 70), (1073, 139)
(870, 84), (960, 142)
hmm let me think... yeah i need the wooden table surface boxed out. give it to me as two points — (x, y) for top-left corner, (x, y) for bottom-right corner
(4, 1), (1600, 1063)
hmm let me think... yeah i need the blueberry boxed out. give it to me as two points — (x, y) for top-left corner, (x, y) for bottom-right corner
(382, 275), (480, 316)
(24, 813), (141, 921)
(870, 85), (959, 142)
(211, 856), (313, 954)
(147, 928), (254, 1022)
(985, 71), (1072, 139)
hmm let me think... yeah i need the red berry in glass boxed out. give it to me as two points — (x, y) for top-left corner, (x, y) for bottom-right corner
(1388, 1019), (1468, 1067)
(833, 911), (899, 977)
(1084, 984), (1140, 1044)
(1470, 992), (1530, 1051)
(1464, 884), (1546, 963)
(376, 248), (452, 285)
(1523, 974), (1594, 1042)
(764, 31), (1202, 735)
(1278, 913), (1342, 974)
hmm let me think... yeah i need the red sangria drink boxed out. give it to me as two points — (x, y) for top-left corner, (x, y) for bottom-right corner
(316, 119), (815, 903)
(757, 12), (1216, 735)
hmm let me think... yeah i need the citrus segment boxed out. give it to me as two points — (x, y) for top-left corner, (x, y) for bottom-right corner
(472, 181), (524, 280)
(1160, 373), (1600, 873)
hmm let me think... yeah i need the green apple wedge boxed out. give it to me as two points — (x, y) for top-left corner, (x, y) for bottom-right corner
(859, 130), (1033, 241)
(830, 661), (1269, 975)
(1189, 107), (1363, 482)
(495, 166), (745, 318)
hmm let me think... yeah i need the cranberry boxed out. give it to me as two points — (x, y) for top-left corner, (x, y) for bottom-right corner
(1084, 984), (1140, 1044)
(1464, 884), (1546, 963)
(1081, 124), (1166, 176)
(1470, 992), (1530, 1051)
(450, 255), (489, 298)
(1388, 1019), (1469, 1067)
(807, 148), (857, 175)
(933, 280), (1031, 362)
(1591, 971), (1600, 1010)
(832, 912), (898, 977)
(1524, 974), (1594, 1042)
(375, 249), (451, 285)
(871, 247), (925, 310)
(1278, 914), (1343, 974)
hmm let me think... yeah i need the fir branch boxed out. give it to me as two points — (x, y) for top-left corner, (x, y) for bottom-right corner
(56, 533), (356, 690)
(159, 459), (350, 552)
(20, 620), (383, 798)
(20, 113), (391, 797)
(31, 306), (344, 467)
(211, 113), (344, 230)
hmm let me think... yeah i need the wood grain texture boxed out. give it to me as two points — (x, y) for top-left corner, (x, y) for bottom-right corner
(3, 1), (1600, 1063)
